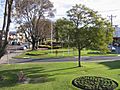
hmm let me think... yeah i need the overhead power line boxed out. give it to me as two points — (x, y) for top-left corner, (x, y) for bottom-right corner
(98, 9), (120, 13)
(108, 15), (116, 26)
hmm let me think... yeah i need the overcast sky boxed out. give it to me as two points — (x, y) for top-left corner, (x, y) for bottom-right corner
(50, 0), (120, 26)
(0, 0), (120, 30)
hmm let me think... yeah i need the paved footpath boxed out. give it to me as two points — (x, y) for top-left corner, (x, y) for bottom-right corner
(0, 50), (24, 64)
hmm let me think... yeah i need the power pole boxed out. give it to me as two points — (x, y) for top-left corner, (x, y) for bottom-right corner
(108, 15), (116, 26)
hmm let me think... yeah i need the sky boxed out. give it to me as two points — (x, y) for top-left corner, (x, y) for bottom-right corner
(50, 0), (120, 26)
(0, 0), (120, 31)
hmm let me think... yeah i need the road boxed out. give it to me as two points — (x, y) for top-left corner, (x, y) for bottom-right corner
(1, 45), (120, 64)
(6, 55), (120, 64)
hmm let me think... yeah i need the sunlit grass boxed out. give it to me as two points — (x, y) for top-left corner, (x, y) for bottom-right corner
(14, 48), (118, 59)
(0, 61), (119, 90)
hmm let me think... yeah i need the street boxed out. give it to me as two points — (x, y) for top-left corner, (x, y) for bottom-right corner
(1, 45), (120, 64)
(4, 55), (120, 64)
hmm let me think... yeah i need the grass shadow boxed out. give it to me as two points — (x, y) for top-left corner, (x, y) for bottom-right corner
(30, 77), (55, 84)
(39, 66), (79, 76)
(98, 60), (120, 69)
(0, 65), (80, 88)
(41, 66), (78, 73)
(0, 66), (55, 88)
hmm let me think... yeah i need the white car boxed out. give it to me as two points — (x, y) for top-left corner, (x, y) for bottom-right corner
(111, 46), (116, 51)
(18, 45), (27, 50)
(108, 45), (116, 52)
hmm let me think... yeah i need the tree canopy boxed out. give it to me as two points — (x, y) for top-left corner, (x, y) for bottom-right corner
(67, 4), (114, 51)
(14, 0), (54, 50)
(55, 4), (114, 67)
(54, 18), (74, 44)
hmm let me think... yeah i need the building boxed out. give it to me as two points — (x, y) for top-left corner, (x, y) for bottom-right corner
(113, 26), (120, 46)
(8, 31), (25, 45)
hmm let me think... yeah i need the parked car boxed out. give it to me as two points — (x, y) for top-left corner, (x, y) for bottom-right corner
(18, 45), (27, 50)
(108, 45), (116, 52)
(22, 43), (30, 49)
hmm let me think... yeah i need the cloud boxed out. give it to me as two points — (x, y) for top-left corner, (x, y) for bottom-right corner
(50, 0), (82, 20)
(50, 0), (120, 25)
(1, 0), (120, 29)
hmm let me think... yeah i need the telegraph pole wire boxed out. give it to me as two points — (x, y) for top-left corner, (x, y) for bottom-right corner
(108, 15), (116, 26)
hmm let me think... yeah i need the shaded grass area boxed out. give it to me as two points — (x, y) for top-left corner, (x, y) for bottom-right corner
(14, 49), (118, 59)
(99, 60), (120, 69)
(0, 61), (119, 90)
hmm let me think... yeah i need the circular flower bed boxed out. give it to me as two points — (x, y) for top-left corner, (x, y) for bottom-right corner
(72, 76), (118, 90)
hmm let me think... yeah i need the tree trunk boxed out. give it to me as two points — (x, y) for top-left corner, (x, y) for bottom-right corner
(0, 49), (6, 59)
(32, 42), (36, 50)
(0, 0), (13, 59)
(78, 47), (81, 67)
(31, 36), (36, 50)
(35, 41), (38, 49)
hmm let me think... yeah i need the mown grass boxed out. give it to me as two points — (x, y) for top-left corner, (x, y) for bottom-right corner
(0, 61), (119, 90)
(14, 48), (118, 59)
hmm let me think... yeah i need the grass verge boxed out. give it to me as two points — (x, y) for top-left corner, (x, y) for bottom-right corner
(14, 49), (118, 59)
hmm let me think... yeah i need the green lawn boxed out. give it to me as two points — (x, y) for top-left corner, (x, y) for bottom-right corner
(15, 48), (118, 59)
(0, 61), (119, 90)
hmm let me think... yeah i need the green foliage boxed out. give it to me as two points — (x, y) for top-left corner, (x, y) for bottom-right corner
(66, 4), (114, 52)
(26, 50), (48, 56)
(54, 4), (114, 67)
(65, 4), (114, 66)
(54, 18), (75, 45)
(72, 76), (118, 90)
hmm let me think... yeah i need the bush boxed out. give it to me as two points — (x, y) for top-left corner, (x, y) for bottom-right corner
(38, 45), (61, 49)
(72, 76), (118, 90)
(48, 46), (61, 49)
(38, 45), (49, 48)
(25, 51), (48, 56)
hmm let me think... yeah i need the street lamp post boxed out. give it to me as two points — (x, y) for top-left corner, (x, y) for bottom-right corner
(47, 9), (56, 53)
(62, 40), (64, 56)
(50, 20), (53, 53)
(68, 35), (70, 55)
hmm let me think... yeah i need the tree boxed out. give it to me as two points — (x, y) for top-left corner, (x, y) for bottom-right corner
(54, 18), (74, 43)
(0, 0), (13, 58)
(35, 19), (51, 45)
(14, 0), (54, 50)
(66, 4), (114, 67)
(18, 19), (51, 48)
(54, 18), (75, 54)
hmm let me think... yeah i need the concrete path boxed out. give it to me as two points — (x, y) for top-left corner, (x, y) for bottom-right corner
(0, 50), (24, 64)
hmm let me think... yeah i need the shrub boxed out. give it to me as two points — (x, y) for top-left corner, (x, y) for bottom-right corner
(38, 45), (61, 49)
(25, 51), (48, 56)
(72, 76), (118, 90)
